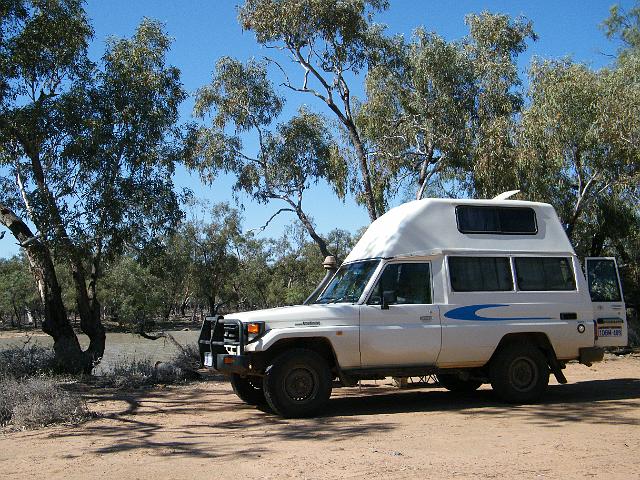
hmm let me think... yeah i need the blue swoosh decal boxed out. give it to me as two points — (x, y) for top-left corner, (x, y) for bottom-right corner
(444, 304), (552, 321)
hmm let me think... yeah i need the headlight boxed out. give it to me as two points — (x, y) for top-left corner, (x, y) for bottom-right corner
(244, 322), (265, 343)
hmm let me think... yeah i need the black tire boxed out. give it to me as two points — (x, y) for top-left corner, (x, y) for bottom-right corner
(437, 373), (482, 393)
(262, 348), (333, 418)
(489, 342), (549, 403)
(231, 374), (266, 405)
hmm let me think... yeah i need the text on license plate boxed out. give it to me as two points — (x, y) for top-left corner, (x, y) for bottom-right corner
(598, 328), (622, 337)
(204, 352), (213, 367)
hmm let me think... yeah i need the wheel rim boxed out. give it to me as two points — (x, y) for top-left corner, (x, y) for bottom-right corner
(247, 377), (262, 391)
(284, 367), (318, 402)
(509, 356), (539, 392)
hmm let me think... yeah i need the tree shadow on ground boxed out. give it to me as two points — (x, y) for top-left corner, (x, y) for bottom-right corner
(51, 379), (395, 459)
(325, 378), (640, 427)
(44, 376), (640, 460)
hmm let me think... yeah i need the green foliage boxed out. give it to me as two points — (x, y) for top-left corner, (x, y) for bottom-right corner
(99, 256), (164, 327)
(238, 0), (389, 74)
(0, 1), (187, 370)
(464, 12), (537, 197)
(194, 57), (283, 131)
(602, 3), (640, 59)
(185, 203), (244, 313)
(237, 0), (394, 221)
(519, 58), (639, 240)
(361, 29), (475, 201)
(192, 55), (342, 257)
(0, 255), (39, 325)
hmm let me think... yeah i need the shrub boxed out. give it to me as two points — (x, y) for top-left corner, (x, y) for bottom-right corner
(169, 343), (202, 374)
(97, 349), (200, 389)
(0, 344), (56, 379)
(0, 376), (89, 429)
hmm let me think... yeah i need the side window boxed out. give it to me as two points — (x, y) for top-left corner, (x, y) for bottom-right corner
(456, 206), (537, 234)
(368, 263), (431, 305)
(514, 257), (576, 291)
(586, 258), (622, 302)
(448, 256), (513, 292)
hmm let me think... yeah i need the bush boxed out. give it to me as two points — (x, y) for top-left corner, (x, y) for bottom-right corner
(0, 344), (56, 378)
(169, 343), (201, 374)
(97, 348), (200, 389)
(0, 376), (89, 429)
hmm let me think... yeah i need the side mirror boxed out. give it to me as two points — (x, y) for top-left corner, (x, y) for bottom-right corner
(381, 290), (397, 310)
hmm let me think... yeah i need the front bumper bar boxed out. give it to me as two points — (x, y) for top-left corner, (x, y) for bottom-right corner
(213, 354), (251, 375)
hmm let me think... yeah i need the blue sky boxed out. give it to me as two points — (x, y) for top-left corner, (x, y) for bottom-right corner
(0, 0), (629, 258)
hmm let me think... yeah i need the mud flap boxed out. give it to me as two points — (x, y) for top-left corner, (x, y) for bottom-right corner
(579, 347), (605, 367)
(544, 349), (568, 384)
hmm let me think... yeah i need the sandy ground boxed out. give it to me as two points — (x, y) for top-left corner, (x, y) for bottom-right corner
(1, 354), (639, 480)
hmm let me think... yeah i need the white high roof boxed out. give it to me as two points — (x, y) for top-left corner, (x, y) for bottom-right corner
(344, 198), (574, 263)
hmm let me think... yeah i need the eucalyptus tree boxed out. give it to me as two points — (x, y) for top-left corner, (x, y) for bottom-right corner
(191, 57), (340, 258)
(518, 59), (639, 241)
(0, 255), (40, 327)
(360, 29), (476, 201)
(602, 2), (640, 59)
(464, 12), (536, 198)
(238, 0), (392, 221)
(185, 203), (244, 315)
(0, 2), (185, 372)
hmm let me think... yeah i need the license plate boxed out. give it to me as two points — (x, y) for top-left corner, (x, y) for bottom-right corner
(599, 328), (622, 337)
(204, 352), (213, 367)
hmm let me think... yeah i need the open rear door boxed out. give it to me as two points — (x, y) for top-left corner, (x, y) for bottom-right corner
(585, 257), (628, 347)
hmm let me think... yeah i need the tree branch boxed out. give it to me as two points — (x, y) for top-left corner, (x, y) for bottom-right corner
(246, 207), (295, 234)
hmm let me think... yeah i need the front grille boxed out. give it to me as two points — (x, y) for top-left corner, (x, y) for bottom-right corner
(223, 322), (240, 343)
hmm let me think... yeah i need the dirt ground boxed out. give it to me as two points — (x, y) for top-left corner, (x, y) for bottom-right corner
(1, 355), (639, 480)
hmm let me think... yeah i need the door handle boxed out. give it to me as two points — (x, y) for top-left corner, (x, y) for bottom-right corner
(420, 315), (433, 322)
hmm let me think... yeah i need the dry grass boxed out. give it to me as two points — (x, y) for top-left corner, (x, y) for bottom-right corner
(0, 376), (89, 430)
(0, 344), (56, 378)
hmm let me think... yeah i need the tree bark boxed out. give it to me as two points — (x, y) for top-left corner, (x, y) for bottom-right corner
(0, 204), (87, 372)
(25, 148), (107, 369)
(294, 206), (332, 258)
(340, 116), (378, 222)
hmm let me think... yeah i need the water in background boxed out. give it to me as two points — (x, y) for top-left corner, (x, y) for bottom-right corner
(0, 330), (198, 373)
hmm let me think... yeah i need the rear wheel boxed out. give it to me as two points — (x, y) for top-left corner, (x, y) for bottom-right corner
(490, 342), (549, 403)
(263, 348), (332, 418)
(231, 374), (266, 405)
(437, 373), (482, 393)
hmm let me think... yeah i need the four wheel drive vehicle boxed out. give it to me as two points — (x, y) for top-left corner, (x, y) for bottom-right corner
(198, 194), (628, 417)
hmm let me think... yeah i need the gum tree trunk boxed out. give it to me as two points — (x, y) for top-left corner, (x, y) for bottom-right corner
(0, 204), (92, 373)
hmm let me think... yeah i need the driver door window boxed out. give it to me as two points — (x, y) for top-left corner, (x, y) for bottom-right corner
(368, 262), (432, 305)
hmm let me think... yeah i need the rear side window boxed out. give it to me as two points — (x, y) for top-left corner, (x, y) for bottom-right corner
(586, 258), (622, 302)
(448, 257), (513, 292)
(514, 257), (576, 291)
(456, 206), (537, 234)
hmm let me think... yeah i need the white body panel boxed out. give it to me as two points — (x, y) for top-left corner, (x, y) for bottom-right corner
(223, 198), (626, 371)
(360, 303), (441, 366)
(232, 304), (361, 368)
(344, 198), (573, 261)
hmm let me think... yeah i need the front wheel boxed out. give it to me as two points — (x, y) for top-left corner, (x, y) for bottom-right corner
(231, 374), (266, 405)
(489, 342), (549, 403)
(437, 373), (482, 393)
(263, 348), (333, 418)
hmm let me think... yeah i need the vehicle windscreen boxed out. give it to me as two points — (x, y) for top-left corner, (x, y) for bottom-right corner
(315, 260), (380, 304)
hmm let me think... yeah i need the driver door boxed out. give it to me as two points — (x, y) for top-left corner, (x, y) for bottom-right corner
(359, 261), (442, 367)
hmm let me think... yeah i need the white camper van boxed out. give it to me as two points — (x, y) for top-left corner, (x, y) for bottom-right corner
(199, 196), (627, 417)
